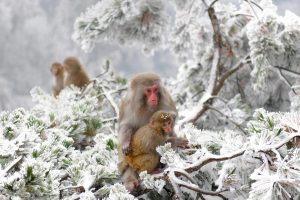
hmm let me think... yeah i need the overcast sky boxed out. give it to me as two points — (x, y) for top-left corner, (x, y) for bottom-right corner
(0, 0), (299, 110)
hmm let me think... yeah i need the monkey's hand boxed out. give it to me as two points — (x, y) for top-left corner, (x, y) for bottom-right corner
(177, 137), (189, 148)
(122, 140), (132, 155)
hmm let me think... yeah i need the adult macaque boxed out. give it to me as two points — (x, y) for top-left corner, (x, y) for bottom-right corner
(63, 56), (90, 88)
(50, 62), (65, 97)
(119, 110), (174, 174)
(118, 73), (188, 192)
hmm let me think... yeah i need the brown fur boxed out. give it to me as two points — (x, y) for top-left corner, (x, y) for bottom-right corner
(50, 62), (65, 97)
(118, 73), (178, 192)
(119, 111), (173, 174)
(63, 56), (90, 88)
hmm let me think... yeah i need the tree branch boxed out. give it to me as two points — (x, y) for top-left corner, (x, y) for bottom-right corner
(182, 1), (251, 125)
(153, 133), (300, 199)
(3, 156), (23, 175)
(274, 66), (300, 77)
(208, 106), (247, 135)
(171, 170), (228, 200)
(185, 133), (300, 173)
(277, 68), (297, 94)
(245, 0), (260, 20)
(100, 85), (119, 118)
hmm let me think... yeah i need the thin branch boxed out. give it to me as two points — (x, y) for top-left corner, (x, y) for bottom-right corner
(208, 0), (219, 8)
(102, 117), (118, 123)
(169, 171), (185, 200)
(245, 0), (260, 20)
(59, 185), (85, 192)
(96, 60), (110, 78)
(192, 89), (205, 99)
(3, 156), (23, 175)
(208, 106), (247, 135)
(174, 168), (198, 184)
(171, 171), (228, 200)
(249, 0), (263, 11)
(185, 133), (300, 173)
(80, 80), (97, 96)
(274, 66), (300, 77)
(277, 68), (297, 94)
(96, 86), (128, 99)
(185, 54), (249, 124)
(100, 85), (119, 118)
(214, 54), (250, 95)
(188, 104), (210, 124)
(233, 13), (254, 18)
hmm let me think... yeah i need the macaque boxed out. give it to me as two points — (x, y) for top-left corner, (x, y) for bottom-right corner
(50, 62), (65, 97)
(119, 110), (174, 174)
(63, 56), (90, 88)
(118, 73), (188, 192)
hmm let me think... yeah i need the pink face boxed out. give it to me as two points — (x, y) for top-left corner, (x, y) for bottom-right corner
(144, 85), (159, 107)
(162, 120), (172, 134)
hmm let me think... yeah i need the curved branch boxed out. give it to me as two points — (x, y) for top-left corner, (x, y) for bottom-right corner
(277, 68), (297, 94)
(185, 133), (300, 173)
(100, 85), (119, 118)
(171, 170), (228, 200)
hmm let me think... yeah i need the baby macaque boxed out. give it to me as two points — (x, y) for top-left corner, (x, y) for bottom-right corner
(119, 110), (174, 175)
(63, 56), (90, 88)
(50, 62), (65, 97)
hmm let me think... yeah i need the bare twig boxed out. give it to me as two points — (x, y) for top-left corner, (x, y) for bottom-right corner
(277, 68), (297, 94)
(171, 171), (228, 200)
(208, 106), (247, 135)
(209, 0), (219, 8)
(3, 156), (23, 175)
(245, 0), (260, 20)
(96, 60), (110, 78)
(100, 85), (119, 118)
(102, 117), (118, 123)
(59, 185), (85, 192)
(214, 54), (250, 94)
(248, 0), (263, 11)
(274, 66), (300, 77)
(185, 133), (300, 173)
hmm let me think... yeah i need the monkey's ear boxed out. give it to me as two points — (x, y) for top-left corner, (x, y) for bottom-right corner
(169, 111), (177, 121)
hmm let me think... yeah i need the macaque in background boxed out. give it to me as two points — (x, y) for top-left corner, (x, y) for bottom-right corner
(50, 62), (65, 97)
(118, 73), (188, 192)
(63, 56), (90, 88)
(119, 110), (174, 174)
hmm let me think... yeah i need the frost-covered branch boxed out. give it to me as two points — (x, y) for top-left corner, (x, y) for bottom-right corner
(100, 85), (120, 118)
(208, 106), (247, 135)
(277, 68), (297, 94)
(2, 156), (23, 175)
(274, 66), (300, 77)
(170, 170), (228, 200)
